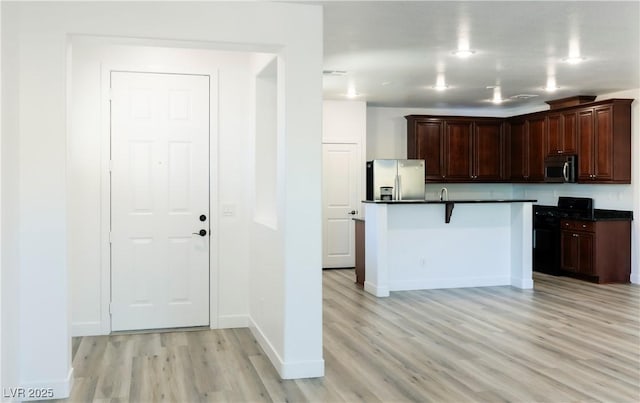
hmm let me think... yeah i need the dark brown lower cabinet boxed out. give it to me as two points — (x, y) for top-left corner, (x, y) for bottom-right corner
(560, 219), (631, 283)
(354, 219), (365, 287)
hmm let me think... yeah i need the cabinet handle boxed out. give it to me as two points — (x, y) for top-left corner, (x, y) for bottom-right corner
(557, 150), (562, 154)
(582, 224), (586, 228)
(573, 234), (579, 237)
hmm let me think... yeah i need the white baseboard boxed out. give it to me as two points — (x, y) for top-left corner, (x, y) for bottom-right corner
(248, 316), (324, 379)
(389, 276), (512, 291)
(217, 315), (249, 329)
(364, 280), (389, 297)
(10, 368), (74, 401)
(511, 277), (534, 289)
(71, 321), (107, 337)
(630, 271), (640, 284)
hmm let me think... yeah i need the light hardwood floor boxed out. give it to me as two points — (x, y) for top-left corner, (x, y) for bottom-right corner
(53, 270), (640, 402)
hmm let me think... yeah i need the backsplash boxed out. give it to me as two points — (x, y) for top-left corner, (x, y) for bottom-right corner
(423, 183), (514, 201)
(513, 183), (633, 210)
(421, 182), (633, 211)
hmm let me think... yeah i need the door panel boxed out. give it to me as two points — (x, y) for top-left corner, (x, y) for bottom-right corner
(594, 106), (613, 180)
(474, 121), (503, 180)
(578, 109), (595, 180)
(546, 113), (562, 155)
(444, 121), (473, 180)
(527, 117), (546, 181)
(562, 111), (577, 154)
(561, 231), (579, 272)
(508, 120), (528, 180)
(415, 121), (444, 181)
(111, 71), (210, 331)
(323, 143), (360, 268)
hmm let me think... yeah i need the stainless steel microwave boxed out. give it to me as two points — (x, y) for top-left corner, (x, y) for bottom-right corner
(544, 155), (577, 183)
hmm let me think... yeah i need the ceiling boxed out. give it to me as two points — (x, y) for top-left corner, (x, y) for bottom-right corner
(321, 1), (640, 112)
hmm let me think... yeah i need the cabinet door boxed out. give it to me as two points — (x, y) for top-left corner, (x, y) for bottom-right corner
(578, 109), (595, 180)
(474, 121), (504, 181)
(577, 233), (594, 275)
(443, 121), (473, 181)
(561, 231), (579, 272)
(594, 105), (613, 180)
(508, 120), (528, 181)
(527, 117), (546, 181)
(546, 113), (563, 156)
(562, 111), (577, 154)
(415, 121), (444, 181)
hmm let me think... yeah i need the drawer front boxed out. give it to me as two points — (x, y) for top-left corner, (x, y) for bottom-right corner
(561, 220), (595, 232)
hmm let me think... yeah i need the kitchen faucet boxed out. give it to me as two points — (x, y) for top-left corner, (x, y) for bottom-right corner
(439, 187), (448, 201)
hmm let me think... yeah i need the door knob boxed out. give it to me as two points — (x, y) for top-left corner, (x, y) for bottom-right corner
(193, 229), (207, 237)
(348, 210), (358, 215)
(200, 214), (207, 222)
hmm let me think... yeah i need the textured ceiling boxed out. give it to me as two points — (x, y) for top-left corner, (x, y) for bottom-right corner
(321, 1), (640, 111)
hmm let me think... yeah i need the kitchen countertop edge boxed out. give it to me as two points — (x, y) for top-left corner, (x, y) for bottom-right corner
(362, 199), (538, 204)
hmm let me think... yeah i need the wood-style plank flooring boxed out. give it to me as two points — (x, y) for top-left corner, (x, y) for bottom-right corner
(53, 270), (640, 402)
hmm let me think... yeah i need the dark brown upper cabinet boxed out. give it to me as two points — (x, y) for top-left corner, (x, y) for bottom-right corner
(506, 115), (545, 182)
(576, 101), (632, 183)
(507, 119), (528, 181)
(526, 115), (546, 182)
(406, 98), (632, 184)
(407, 116), (505, 183)
(546, 110), (577, 156)
(407, 118), (444, 181)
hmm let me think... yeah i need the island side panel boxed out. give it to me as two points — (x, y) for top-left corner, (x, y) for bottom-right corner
(386, 204), (512, 290)
(510, 202), (534, 289)
(364, 203), (390, 296)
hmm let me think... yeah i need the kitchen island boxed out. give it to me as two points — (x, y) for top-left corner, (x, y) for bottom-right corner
(363, 199), (536, 297)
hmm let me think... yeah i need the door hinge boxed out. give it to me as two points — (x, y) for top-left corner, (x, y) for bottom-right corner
(108, 88), (113, 101)
(109, 160), (113, 172)
(109, 303), (113, 315)
(109, 231), (112, 244)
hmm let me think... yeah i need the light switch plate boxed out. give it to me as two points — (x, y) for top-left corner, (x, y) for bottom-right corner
(222, 203), (236, 217)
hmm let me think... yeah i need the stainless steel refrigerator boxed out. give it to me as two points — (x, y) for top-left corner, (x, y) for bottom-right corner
(366, 159), (426, 201)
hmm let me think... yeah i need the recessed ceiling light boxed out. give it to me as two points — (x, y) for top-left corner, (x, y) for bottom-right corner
(562, 56), (586, 64)
(452, 49), (476, 58)
(432, 84), (449, 91)
(346, 87), (360, 98)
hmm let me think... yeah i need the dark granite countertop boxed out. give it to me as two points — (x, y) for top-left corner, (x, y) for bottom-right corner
(590, 209), (632, 221)
(362, 199), (537, 204)
(534, 204), (633, 221)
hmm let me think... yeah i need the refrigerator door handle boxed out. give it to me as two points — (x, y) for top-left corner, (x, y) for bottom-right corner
(397, 175), (402, 200)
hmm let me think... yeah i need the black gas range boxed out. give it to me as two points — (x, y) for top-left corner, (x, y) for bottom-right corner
(533, 197), (594, 275)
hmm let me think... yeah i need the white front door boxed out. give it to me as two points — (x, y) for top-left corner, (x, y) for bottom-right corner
(322, 143), (361, 268)
(110, 71), (210, 331)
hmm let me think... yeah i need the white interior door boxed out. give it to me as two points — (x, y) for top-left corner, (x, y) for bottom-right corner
(110, 71), (210, 331)
(322, 143), (360, 268)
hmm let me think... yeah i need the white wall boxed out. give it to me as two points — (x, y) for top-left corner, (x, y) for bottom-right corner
(322, 100), (367, 215)
(68, 41), (254, 335)
(323, 100), (367, 144)
(1, 5), (23, 394)
(2, 1), (323, 396)
(366, 89), (639, 283)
